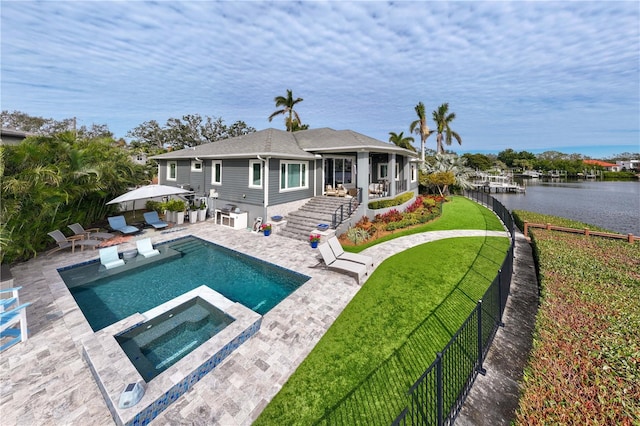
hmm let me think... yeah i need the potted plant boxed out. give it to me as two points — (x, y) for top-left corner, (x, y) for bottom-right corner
(261, 223), (272, 236)
(198, 202), (207, 221)
(189, 204), (198, 224)
(309, 234), (321, 248)
(169, 199), (186, 225)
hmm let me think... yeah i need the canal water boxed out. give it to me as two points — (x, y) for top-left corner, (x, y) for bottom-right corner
(490, 180), (640, 236)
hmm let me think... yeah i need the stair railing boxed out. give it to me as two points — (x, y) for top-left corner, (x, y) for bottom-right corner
(331, 187), (361, 228)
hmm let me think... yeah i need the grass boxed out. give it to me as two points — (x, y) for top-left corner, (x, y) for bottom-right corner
(513, 211), (639, 425)
(254, 196), (510, 425)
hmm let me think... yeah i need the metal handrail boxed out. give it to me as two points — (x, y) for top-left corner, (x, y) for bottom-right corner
(331, 187), (362, 228)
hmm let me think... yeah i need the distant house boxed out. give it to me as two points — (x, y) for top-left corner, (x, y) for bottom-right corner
(0, 128), (33, 145)
(616, 159), (640, 172)
(151, 127), (419, 226)
(583, 159), (619, 172)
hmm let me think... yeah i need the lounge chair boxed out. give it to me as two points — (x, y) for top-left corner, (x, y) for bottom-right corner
(318, 243), (367, 285)
(136, 238), (160, 258)
(99, 246), (125, 269)
(107, 215), (140, 235)
(47, 230), (101, 254)
(68, 223), (115, 241)
(143, 211), (169, 229)
(327, 236), (374, 270)
(0, 301), (31, 352)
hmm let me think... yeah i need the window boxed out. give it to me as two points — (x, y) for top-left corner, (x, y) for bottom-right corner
(167, 161), (177, 181)
(411, 164), (417, 182)
(211, 161), (222, 185)
(395, 163), (401, 181)
(249, 160), (262, 188)
(378, 163), (389, 180)
(280, 161), (308, 191)
(191, 160), (203, 172)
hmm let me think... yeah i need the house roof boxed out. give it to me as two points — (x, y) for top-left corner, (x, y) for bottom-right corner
(583, 159), (617, 167)
(150, 128), (416, 160)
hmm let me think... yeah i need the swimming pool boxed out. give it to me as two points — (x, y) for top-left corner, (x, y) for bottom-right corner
(58, 236), (310, 331)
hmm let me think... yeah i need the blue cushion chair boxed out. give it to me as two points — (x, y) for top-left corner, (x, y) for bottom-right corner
(143, 211), (168, 229)
(107, 215), (140, 235)
(1, 287), (31, 352)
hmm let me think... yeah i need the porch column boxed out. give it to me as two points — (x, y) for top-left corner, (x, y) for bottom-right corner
(357, 151), (369, 205)
(389, 153), (397, 198)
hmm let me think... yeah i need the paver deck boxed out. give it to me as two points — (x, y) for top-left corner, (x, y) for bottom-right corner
(0, 219), (508, 425)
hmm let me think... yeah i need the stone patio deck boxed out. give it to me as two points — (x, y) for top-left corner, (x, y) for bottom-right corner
(0, 219), (508, 425)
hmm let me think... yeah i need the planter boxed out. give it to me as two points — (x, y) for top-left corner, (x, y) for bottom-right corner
(310, 241), (318, 249)
(198, 209), (207, 221)
(263, 230), (271, 236)
(165, 210), (174, 223)
(176, 211), (185, 225)
(189, 212), (198, 224)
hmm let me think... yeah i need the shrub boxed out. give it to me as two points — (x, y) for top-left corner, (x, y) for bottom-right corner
(145, 200), (163, 213)
(367, 192), (414, 209)
(346, 227), (370, 244)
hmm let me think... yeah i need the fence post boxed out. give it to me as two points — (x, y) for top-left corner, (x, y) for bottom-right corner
(436, 352), (444, 426)
(476, 300), (487, 375)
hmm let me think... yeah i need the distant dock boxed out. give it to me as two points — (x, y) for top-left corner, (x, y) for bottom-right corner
(472, 173), (525, 193)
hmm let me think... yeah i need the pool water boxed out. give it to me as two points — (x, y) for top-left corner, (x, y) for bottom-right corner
(60, 236), (309, 331)
(115, 297), (234, 381)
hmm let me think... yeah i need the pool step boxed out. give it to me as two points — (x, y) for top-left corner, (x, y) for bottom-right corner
(170, 240), (206, 255)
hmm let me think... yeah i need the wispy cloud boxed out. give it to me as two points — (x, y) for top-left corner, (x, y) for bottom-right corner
(1, 1), (638, 155)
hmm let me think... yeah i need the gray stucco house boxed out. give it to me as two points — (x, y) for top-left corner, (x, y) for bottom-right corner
(151, 127), (419, 229)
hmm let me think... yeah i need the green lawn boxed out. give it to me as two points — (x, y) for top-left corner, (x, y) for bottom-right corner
(255, 196), (510, 425)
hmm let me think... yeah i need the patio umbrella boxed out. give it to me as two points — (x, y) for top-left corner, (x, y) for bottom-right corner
(107, 184), (193, 217)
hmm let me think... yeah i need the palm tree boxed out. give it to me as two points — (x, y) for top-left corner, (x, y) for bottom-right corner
(409, 102), (435, 162)
(268, 89), (304, 132)
(432, 103), (462, 154)
(388, 131), (416, 152)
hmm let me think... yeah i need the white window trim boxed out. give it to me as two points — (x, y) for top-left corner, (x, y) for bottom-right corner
(167, 161), (177, 181)
(378, 163), (389, 180)
(211, 160), (222, 185)
(411, 164), (417, 182)
(395, 163), (401, 181)
(279, 160), (309, 192)
(249, 160), (262, 188)
(191, 160), (203, 172)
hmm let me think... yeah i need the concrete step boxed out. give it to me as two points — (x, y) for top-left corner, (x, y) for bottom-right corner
(279, 196), (359, 242)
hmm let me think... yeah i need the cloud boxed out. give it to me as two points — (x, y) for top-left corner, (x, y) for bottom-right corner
(1, 1), (638, 155)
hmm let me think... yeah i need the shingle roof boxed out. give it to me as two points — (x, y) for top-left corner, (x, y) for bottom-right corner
(151, 128), (415, 160)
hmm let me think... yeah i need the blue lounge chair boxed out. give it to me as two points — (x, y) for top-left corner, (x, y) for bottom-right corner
(99, 246), (125, 269)
(107, 215), (140, 235)
(143, 211), (168, 229)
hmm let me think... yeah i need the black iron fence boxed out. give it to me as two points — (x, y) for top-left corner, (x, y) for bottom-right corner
(317, 191), (515, 425)
(331, 188), (362, 228)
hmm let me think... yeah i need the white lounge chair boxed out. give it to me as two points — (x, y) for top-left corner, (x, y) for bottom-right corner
(68, 223), (115, 241)
(327, 236), (374, 270)
(99, 246), (125, 269)
(47, 230), (101, 254)
(318, 243), (367, 285)
(0, 291), (31, 352)
(136, 238), (160, 258)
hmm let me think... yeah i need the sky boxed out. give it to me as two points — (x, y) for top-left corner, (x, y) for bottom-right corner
(2, 1), (639, 158)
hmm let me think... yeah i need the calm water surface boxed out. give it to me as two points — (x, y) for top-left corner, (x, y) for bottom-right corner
(491, 180), (640, 236)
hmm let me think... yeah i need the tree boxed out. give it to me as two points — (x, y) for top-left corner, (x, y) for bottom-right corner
(420, 153), (474, 195)
(462, 153), (493, 171)
(409, 102), (434, 162)
(432, 103), (462, 154)
(388, 131), (416, 152)
(1, 110), (109, 137)
(268, 89), (304, 132)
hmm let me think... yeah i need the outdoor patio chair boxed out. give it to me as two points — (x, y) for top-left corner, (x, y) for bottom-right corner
(0, 299), (31, 352)
(99, 246), (125, 269)
(143, 211), (168, 229)
(47, 230), (101, 255)
(318, 243), (367, 285)
(325, 184), (338, 196)
(327, 236), (374, 270)
(136, 238), (160, 258)
(107, 215), (140, 235)
(68, 223), (115, 241)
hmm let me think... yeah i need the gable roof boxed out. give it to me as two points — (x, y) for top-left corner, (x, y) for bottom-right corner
(151, 128), (416, 160)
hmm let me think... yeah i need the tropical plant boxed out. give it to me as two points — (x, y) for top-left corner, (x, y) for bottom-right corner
(268, 89), (304, 132)
(432, 103), (462, 154)
(261, 223), (272, 232)
(388, 131), (416, 152)
(421, 153), (475, 195)
(309, 234), (321, 243)
(409, 102), (435, 162)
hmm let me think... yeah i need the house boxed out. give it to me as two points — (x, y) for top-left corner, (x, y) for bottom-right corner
(583, 159), (619, 172)
(616, 159), (640, 172)
(0, 128), (33, 145)
(151, 128), (419, 230)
